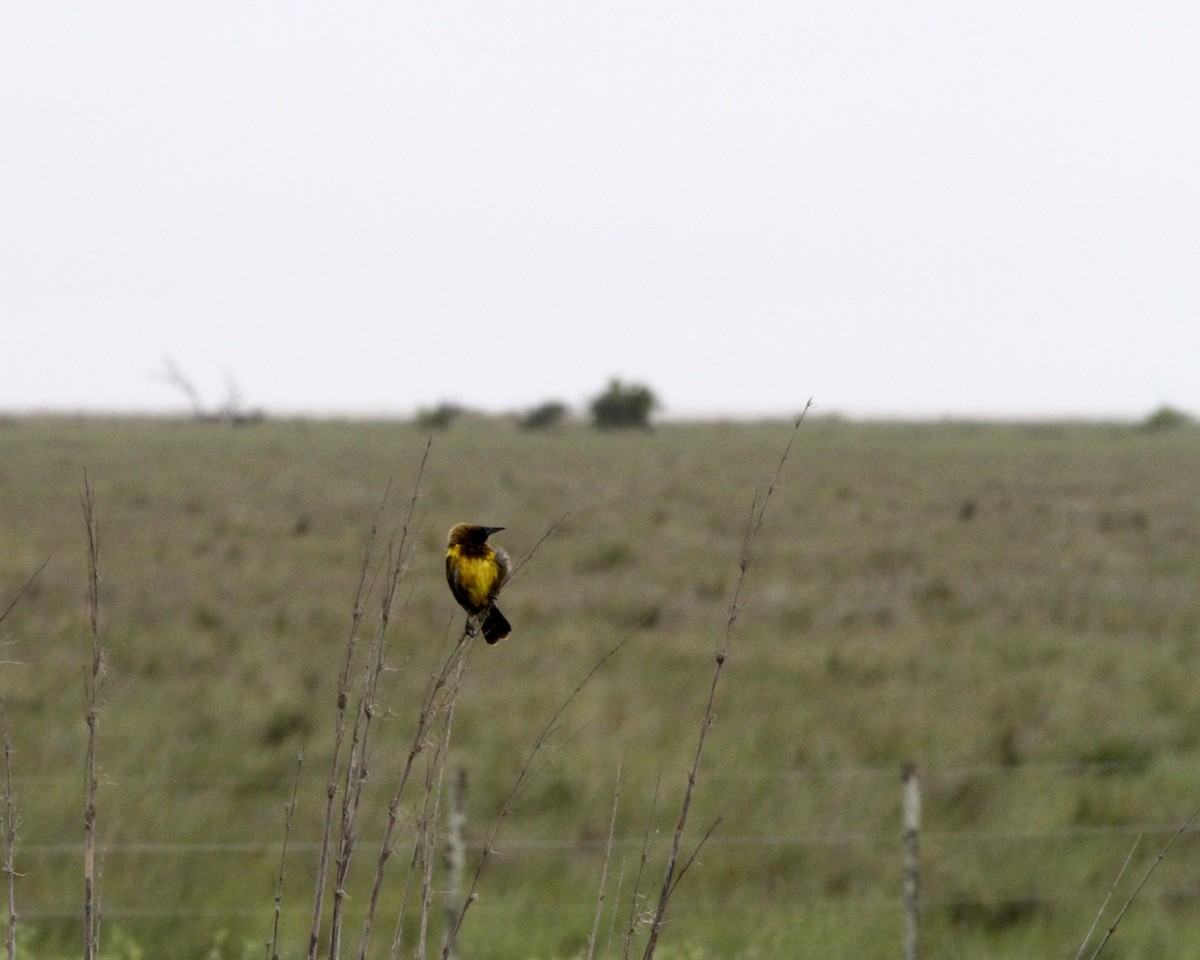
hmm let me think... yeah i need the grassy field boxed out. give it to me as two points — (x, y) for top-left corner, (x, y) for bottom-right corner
(1, 414), (1200, 959)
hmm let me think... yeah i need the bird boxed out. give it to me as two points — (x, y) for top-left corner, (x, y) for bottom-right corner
(445, 523), (512, 644)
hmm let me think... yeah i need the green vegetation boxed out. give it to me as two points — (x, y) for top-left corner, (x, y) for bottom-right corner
(518, 401), (569, 431)
(2, 417), (1200, 958)
(589, 379), (657, 429)
(415, 401), (469, 430)
(1141, 404), (1193, 431)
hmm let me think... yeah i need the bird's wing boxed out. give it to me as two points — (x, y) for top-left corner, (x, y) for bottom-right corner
(493, 547), (511, 593)
(446, 552), (471, 609)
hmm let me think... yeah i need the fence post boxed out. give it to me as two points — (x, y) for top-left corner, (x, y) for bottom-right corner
(442, 767), (468, 960)
(902, 763), (921, 960)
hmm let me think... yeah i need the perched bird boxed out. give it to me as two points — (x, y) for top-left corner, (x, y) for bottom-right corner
(445, 523), (512, 644)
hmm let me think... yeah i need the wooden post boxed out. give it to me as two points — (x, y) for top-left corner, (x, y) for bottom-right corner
(442, 767), (468, 960)
(902, 764), (921, 960)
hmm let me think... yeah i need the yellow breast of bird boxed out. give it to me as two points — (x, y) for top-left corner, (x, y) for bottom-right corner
(448, 548), (502, 610)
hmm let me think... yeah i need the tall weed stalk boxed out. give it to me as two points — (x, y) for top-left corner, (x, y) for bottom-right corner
(0, 563), (42, 960)
(309, 440), (431, 960)
(641, 405), (809, 960)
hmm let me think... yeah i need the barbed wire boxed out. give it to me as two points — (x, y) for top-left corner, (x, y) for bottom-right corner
(9, 756), (1159, 790)
(10, 817), (1199, 859)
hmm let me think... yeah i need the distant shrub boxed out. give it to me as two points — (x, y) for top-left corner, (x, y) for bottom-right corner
(1142, 405), (1192, 431)
(415, 402), (466, 430)
(1074, 736), (1156, 773)
(518, 400), (568, 431)
(946, 896), (1050, 933)
(589, 378), (658, 430)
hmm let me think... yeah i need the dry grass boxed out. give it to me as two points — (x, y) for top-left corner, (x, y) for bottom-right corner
(1, 417), (1200, 957)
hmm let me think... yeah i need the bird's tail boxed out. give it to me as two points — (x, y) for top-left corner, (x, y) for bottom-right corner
(482, 605), (511, 645)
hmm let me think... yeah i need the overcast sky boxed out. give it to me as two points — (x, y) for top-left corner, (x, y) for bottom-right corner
(3, 3), (1197, 420)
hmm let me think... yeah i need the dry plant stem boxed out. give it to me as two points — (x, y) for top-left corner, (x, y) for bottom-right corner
(363, 510), (483, 956)
(506, 512), (568, 583)
(1074, 836), (1140, 960)
(312, 437), (431, 960)
(328, 619), (389, 960)
(415, 695), (457, 960)
(0, 698), (18, 960)
(330, 536), (401, 954)
(1086, 803), (1200, 960)
(386, 832), (427, 960)
(375, 645), (462, 960)
(308, 494), (384, 960)
(639, 665), (721, 960)
(641, 406), (809, 960)
(269, 754), (305, 960)
(607, 863), (626, 958)
(0, 561), (46, 630)
(386, 632), (470, 960)
(384, 638), (472, 960)
(413, 789), (442, 960)
(666, 816), (722, 900)
(622, 776), (662, 960)
(0, 567), (39, 960)
(442, 634), (632, 960)
(331, 452), (429, 960)
(586, 761), (622, 960)
(384, 629), (473, 960)
(375, 632), (473, 960)
(94, 853), (105, 959)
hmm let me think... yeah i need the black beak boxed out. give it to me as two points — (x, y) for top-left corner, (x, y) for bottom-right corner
(484, 526), (505, 536)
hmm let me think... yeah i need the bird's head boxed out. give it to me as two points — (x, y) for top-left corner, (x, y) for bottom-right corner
(447, 523), (505, 547)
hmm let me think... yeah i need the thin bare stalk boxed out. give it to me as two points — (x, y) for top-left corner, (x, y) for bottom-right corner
(347, 448), (483, 960)
(331, 445), (430, 960)
(0, 564), (40, 960)
(386, 823), (431, 960)
(506, 512), (568, 582)
(384, 628), (473, 960)
(81, 472), (104, 960)
(1086, 804), (1200, 960)
(308, 492), (385, 960)
(639, 666), (720, 960)
(1075, 836), (1140, 960)
(666, 816), (722, 900)
(607, 862), (626, 958)
(0, 562), (46, 631)
(94, 852), (105, 959)
(621, 776), (662, 960)
(328, 606), (392, 960)
(386, 844), (423, 960)
(641, 406), (809, 960)
(0, 697), (18, 960)
(269, 754), (305, 960)
(586, 761), (622, 960)
(415, 693), (458, 960)
(379, 630), (473, 960)
(442, 634), (632, 960)
(312, 437), (432, 960)
(391, 630), (468, 960)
